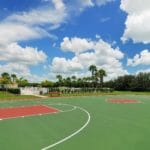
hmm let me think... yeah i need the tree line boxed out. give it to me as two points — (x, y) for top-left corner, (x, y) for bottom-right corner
(0, 65), (107, 89)
(0, 72), (28, 87)
(105, 72), (150, 91)
(0, 65), (150, 92)
(51, 65), (107, 88)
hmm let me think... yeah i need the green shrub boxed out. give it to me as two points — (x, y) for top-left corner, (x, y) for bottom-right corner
(0, 88), (6, 91)
(8, 88), (21, 94)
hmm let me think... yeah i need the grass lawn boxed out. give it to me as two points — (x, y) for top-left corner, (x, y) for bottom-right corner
(0, 91), (39, 101)
(112, 91), (150, 95)
(46, 91), (150, 97)
(0, 94), (150, 150)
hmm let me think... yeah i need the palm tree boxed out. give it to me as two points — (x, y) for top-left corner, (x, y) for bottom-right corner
(88, 65), (97, 77)
(1, 72), (11, 84)
(71, 75), (76, 81)
(11, 74), (17, 83)
(17, 77), (29, 87)
(88, 65), (97, 87)
(56, 75), (62, 81)
(71, 76), (76, 87)
(66, 77), (71, 87)
(96, 69), (107, 88)
(82, 77), (90, 88)
(77, 78), (82, 87)
(56, 75), (63, 86)
(1, 72), (10, 79)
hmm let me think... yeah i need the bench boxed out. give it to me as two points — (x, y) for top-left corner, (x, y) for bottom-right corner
(49, 91), (60, 97)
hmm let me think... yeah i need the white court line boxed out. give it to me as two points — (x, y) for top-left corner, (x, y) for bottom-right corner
(41, 103), (91, 150)
(61, 106), (77, 113)
(0, 102), (91, 149)
(0, 111), (60, 121)
(45, 103), (77, 113)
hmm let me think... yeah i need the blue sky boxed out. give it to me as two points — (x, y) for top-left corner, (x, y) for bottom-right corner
(0, 0), (150, 82)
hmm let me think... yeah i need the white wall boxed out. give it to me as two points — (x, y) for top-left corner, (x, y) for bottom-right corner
(20, 87), (49, 95)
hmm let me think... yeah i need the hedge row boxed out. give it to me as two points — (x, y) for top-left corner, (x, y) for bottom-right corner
(0, 88), (20, 94)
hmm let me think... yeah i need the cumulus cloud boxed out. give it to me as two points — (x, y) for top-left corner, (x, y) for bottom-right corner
(0, 23), (49, 46)
(0, 63), (48, 82)
(0, 43), (47, 65)
(51, 37), (127, 80)
(0, 42), (47, 82)
(0, 63), (30, 76)
(61, 37), (123, 58)
(0, 0), (64, 81)
(6, 0), (67, 26)
(127, 49), (150, 66)
(0, 0), (117, 81)
(121, 0), (150, 44)
(120, 0), (150, 14)
(61, 37), (94, 54)
(51, 57), (84, 74)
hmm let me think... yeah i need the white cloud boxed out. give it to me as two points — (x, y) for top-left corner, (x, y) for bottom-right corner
(52, 0), (65, 10)
(127, 49), (150, 66)
(0, 63), (48, 82)
(136, 69), (150, 74)
(0, 0), (114, 46)
(61, 37), (94, 54)
(78, 0), (94, 7)
(74, 0), (115, 8)
(66, 0), (115, 14)
(0, 0), (64, 81)
(0, 43), (47, 65)
(0, 63), (30, 76)
(61, 37), (123, 58)
(95, 34), (101, 39)
(0, 0), (66, 46)
(94, 39), (124, 59)
(96, 0), (115, 6)
(121, 0), (150, 44)
(100, 17), (110, 23)
(5, 0), (66, 26)
(0, 23), (49, 46)
(0, 0), (118, 82)
(0, 42), (47, 82)
(120, 0), (150, 14)
(0, 0), (115, 47)
(51, 57), (84, 74)
(51, 37), (127, 80)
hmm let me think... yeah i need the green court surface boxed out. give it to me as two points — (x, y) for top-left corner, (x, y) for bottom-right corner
(0, 95), (150, 150)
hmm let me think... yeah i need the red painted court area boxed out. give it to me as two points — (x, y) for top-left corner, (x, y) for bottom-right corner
(0, 105), (59, 120)
(107, 98), (139, 104)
